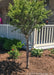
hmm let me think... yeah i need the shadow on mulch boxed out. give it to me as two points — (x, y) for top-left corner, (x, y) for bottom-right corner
(0, 60), (25, 75)
(0, 49), (9, 54)
(0, 48), (26, 54)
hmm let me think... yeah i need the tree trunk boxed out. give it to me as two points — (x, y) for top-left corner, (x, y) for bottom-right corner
(26, 35), (29, 69)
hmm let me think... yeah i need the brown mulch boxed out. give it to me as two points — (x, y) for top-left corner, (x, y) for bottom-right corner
(0, 50), (54, 75)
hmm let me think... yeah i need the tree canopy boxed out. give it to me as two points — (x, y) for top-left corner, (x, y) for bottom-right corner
(8, 0), (51, 36)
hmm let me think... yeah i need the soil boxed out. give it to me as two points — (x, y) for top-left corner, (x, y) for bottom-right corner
(0, 50), (54, 75)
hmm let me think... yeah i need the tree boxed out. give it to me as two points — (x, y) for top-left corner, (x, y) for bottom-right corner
(8, 0), (52, 69)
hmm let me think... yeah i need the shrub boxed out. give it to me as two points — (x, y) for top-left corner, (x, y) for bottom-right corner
(0, 37), (4, 49)
(0, 37), (8, 49)
(8, 48), (20, 59)
(3, 38), (24, 50)
(31, 49), (43, 57)
(12, 39), (21, 45)
(11, 42), (24, 50)
(3, 39), (13, 50)
(0, 37), (24, 50)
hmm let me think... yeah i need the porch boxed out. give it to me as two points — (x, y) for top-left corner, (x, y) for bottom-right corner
(34, 25), (54, 49)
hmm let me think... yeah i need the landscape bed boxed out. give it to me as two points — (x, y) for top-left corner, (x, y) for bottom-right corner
(0, 50), (54, 75)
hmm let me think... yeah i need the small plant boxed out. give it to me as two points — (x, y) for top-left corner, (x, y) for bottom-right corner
(8, 49), (20, 59)
(48, 48), (54, 54)
(31, 49), (43, 57)
(11, 44), (17, 50)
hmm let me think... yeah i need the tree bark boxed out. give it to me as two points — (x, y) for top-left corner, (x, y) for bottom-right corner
(26, 35), (29, 69)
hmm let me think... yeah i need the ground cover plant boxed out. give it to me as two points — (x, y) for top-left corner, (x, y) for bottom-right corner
(31, 49), (43, 57)
(8, 44), (21, 59)
(48, 48), (54, 57)
(8, 48), (20, 59)
(48, 48), (54, 54)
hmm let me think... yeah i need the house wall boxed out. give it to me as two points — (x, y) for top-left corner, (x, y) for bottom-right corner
(0, 7), (8, 24)
(49, 0), (54, 10)
(0, 0), (12, 24)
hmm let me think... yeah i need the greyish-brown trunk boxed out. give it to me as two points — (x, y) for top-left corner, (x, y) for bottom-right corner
(25, 35), (29, 69)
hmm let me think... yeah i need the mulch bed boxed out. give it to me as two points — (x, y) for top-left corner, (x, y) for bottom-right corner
(0, 50), (54, 75)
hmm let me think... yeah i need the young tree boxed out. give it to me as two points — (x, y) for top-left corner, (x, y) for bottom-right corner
(8, 0), (52, 69)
